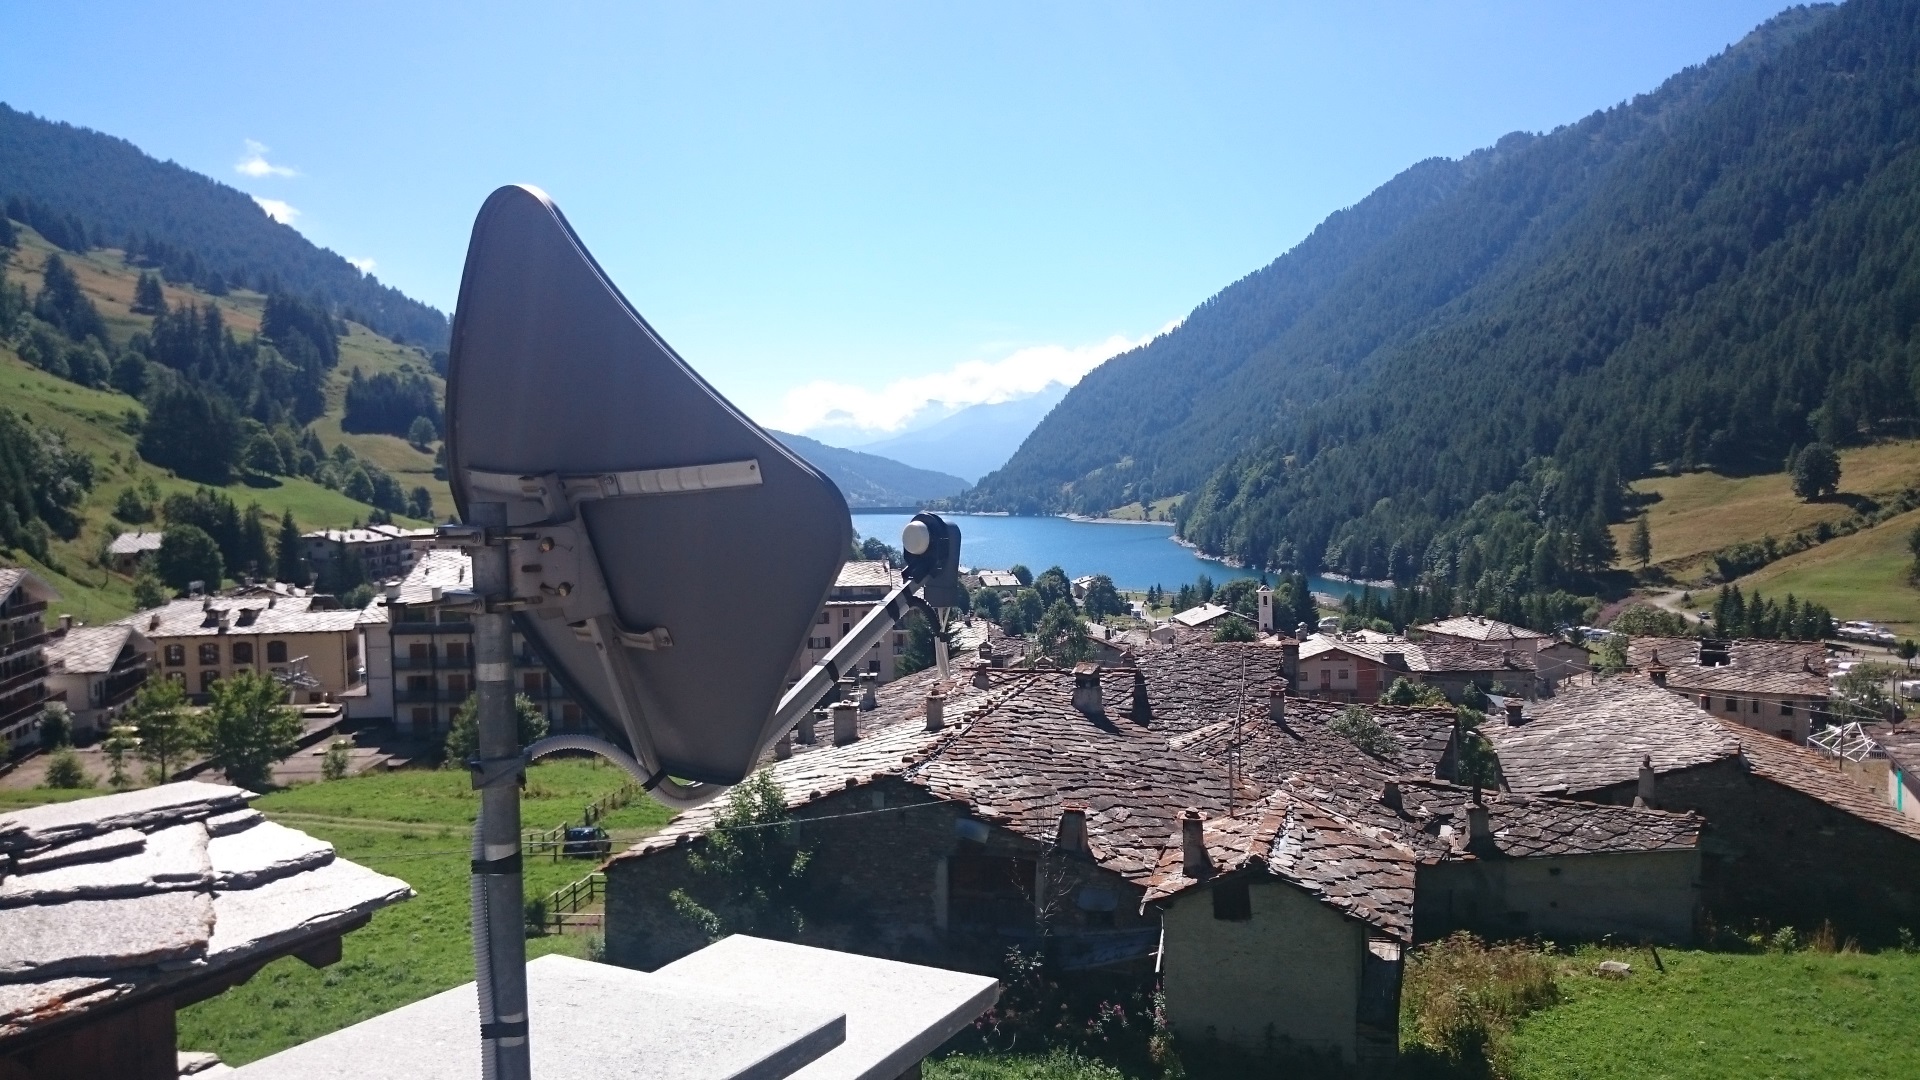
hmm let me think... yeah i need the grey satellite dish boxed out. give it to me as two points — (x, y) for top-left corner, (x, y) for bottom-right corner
(445, 184), (852, 792)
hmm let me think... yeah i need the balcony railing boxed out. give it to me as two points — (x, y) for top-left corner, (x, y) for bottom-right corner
(395, 687), (462, 704)
(0, 661), (49, 698)
(0, 632), (49, 659)
(390, 620), (473, 635)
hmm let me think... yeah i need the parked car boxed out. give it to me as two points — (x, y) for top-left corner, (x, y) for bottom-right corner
(562, 825), (611, 859)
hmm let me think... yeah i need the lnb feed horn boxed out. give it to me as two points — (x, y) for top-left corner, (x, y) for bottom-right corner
(445, 184), (856, 803)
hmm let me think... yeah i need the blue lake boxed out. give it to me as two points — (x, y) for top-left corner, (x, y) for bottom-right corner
(849, 512), (1382, 600)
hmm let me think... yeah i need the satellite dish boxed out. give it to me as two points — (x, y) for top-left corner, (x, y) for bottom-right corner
(445, 185), (851, 791)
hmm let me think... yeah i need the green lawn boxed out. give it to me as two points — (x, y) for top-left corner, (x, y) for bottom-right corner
(1508, 947), (1920, 1080)
(0, 760), (672, 1067)
(1735, 506), (1920, 636)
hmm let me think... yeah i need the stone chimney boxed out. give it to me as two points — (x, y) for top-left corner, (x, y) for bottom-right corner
(1504, 699), (1525, 726)
(797, 709), (823, 745)
(1635, 754), (1657, 808)
(858, 672), (878, 711)
(972, 665), (993, 690)
(1268, 686), (1286, 725)
(832, 702), (860, 746)
(1466, 799), (1493, 850)
(1648, 651), (1667, 687)
(1381, 780), (1403, 813)
(1071, 665), (1103, 717)
(1180, 809), (1210, 879)
(1130, 670), (1153, 725)
(1057, 805), (1089, 855)
(836, 677), (857, 705)
(924, 689), (946, 732)
(1281, 637), (1301, 685)
(58, 613), (72, 633)
(773, 728), (793, 760)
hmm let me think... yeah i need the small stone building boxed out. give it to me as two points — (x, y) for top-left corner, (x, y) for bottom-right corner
(1488, 676), (1920, 941)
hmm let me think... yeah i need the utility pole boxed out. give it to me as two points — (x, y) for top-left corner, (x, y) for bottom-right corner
(466, 501), (532, 1080)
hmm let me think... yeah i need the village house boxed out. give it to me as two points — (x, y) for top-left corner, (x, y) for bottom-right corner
(43, 622), (153, 739)
(113, 593), (364, 706)
(1296, 634), (1540, 703)
(785, 561), (911, 688)
(1415, 615), (1588, 688)
(0, 782), (412, 1079)
(1484, 676), (1920, 941)
(973, 570), (1022, 594)
(357, 550), (589, 735)
(1627, 637), (1831, 743)
(603, 644), (1704, 1073)
(1169, 603), (1235, 632)
(0, 569), (59, 752)
(105, 531), (163, 576)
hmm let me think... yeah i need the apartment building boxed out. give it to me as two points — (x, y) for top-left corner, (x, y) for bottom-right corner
(115, 592), (364, 704)
(359, 550), (588, 735)
(0, 568), (60, 749)
(44, 621), (154, 736)
(785, 561), (909, 688)
(303, 524), (433, 585)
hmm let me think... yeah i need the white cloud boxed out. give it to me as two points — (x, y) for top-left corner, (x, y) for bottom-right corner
(346, 256), (376, 275)
(236, 139), (297, 178)
(252, 196), (301, 225)
(768, 320), (1179, 438)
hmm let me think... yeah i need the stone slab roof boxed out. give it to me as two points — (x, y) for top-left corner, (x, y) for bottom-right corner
(975, 571), (1021, 590)
(1170, 603), (1231, 628)
(1129, 642), (1291, 736)
(1730, 716), (1920, 845)
(115, 595), (363, 640)
(45, 625), (141, 675)
(389, 549), (471, 605)
(1481, 678), (1741, 796)
(1389, 780), (1701, 860)
(0, 783), (411, 1045)
(834, 562), (902, 590)
(1627, 637), (1829, 696)
(1417, 616), (1546, 643)
(0, 568), (57, 607)
(1416, 640), (1537, 676)
(106, 532), (164, 557)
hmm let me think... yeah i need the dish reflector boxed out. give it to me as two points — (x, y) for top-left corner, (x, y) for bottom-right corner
(445, 185), (850, 786)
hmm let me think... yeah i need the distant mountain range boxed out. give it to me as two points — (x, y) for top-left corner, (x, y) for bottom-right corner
(0, 103), (448, 347)
(770, 431), (970, 508)
(848, 383), (1070, 483)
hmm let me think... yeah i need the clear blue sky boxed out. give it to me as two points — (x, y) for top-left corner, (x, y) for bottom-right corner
(2, 1), (1791, 437)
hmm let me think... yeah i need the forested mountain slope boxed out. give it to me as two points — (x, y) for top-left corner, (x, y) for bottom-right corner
(967, 1), (1916, 614)
(769, 431), (970, 506)
(0, 104), (447, 347)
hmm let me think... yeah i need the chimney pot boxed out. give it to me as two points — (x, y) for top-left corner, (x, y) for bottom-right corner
(859, 672), (878, 711)
(1180, 809), (1209, 879)
(773, 728), (793, 760)
(1175, 807), (1205, 876)
(1268, 686), (1286, 724)
(837, 677), (857, 705)
(1057, 805), (1089, 855)
(832, 702), (860, 746)
(1649, 662), (1668, 687)
(1504, 699), (1525, 725)
(58, 613), (72, 633)
(925, 689), (946, 732)
(797, 709), (822, 745)
(1071, 665), (1103, 716)
(972, 665), (993, 689)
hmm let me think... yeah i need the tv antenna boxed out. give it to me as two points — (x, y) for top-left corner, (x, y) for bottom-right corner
(436, 185), (962, 1079)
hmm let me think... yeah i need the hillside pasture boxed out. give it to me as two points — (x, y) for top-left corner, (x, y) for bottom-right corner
(1736, 506), (1920, 638)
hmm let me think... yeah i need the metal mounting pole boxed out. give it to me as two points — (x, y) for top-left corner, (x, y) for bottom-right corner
(468, 501), (531, 1080)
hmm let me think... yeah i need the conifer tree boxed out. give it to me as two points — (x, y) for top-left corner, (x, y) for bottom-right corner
(275, 511), (306, 585)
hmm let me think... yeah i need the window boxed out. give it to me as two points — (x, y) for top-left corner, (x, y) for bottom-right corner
(948, 855), (1035, 928)
(1212, 878), (1252, 921)
(867, 659), (880, 674)
(267, 640), (288, 663)
(199, 670), (219, 693)
(1337, 669), (1350, 682)
(1723, 697), (1738, 712)
(198, 643), (220, 666)
(522, 671), (546, 693)
(411, 707), (433, 727)
(232, 642), (254, 665)
(1320, 669), (1332, 687)
(446, 641), (467, 662)
(166, 671), (186, 686)
(1781, 701), (1795, 716)
(164, 645), (185, 667)
(1751, 700), (1762, 714)
(807, 637), (832, 650)
(409, 642), (432, 663)
(817, 612), (830, 624)
(447, 673), (469, 696)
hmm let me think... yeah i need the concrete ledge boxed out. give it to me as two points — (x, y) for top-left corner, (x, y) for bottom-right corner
(229, 954), (846, 1080)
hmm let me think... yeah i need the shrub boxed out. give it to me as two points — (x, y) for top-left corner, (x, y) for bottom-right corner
(43, 748), (93, 789)
(1401, 933), (1558, 1073)
(1329, 705), (1401, 758)
(321, 739), (352, 781)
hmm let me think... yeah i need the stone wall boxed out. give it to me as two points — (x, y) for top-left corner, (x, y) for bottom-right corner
(1159, 877), (1370, 1064)
(604, 779), (1154, 973)
(1414, 849), (1700, 944)
(1589, 760), (1920, 942)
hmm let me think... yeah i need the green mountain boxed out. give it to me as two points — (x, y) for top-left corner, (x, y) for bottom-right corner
(770, 431), (970, 507)
(0, 103), (447, 348)
(964, 2), (1920, 618)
